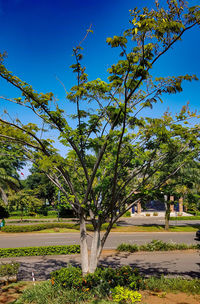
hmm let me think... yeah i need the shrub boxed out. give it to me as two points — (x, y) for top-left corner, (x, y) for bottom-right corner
(153, 212), (158, 216)
(117, 240), (199, 252)
(124, 211), (131, 217)
(51, 265), (142, 295)
(0, 262), (20, 276)
(117, 243), (139, 253)
(145, 213), (150, 216)
(0, 245), (80, 258)
(112, 286), (142, 303)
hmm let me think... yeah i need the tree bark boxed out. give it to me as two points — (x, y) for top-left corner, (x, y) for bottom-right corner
(89, 228), (102, 273)
(165, 202), (170, 231)
(80, 213), (89, 275)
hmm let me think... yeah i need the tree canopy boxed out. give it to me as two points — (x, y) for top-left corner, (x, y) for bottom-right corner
(0, 0), (200, 273)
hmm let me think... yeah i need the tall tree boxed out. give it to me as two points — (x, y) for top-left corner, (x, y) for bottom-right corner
(0, 1), (200, 273)
(0, 143), (24, 206)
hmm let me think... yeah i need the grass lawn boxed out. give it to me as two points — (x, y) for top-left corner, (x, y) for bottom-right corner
(36, 225), (199, 233)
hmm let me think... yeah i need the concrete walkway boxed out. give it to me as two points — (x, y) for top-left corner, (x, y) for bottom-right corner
(1, 250), (199, 281)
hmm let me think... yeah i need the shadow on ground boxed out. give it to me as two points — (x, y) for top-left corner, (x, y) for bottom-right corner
(17, 252), (200, 281)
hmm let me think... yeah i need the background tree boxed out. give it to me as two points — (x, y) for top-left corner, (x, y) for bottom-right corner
(0, 1), (200, 273)
(8, 189), (43, 221)
(0, 143), (24, 206)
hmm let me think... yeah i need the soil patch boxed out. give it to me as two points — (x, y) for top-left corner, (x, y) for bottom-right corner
(0, 282), (31, 303)
(141, 291), (200, 304)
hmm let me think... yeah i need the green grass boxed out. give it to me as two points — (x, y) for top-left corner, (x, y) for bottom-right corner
(170, 216), (200, 220)
(14, 281), (116, 304)
(113, 224), (199, 232)
(13, 276), (200, 304)
(143, 276), (200, 294)
(1, 224), (199, 234)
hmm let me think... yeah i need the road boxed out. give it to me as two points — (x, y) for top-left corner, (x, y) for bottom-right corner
(0, 232), (198, 248)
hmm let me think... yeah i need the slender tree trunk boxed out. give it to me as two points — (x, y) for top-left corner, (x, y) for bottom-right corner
(165, 202), (170, 231)
(80, 213), (89, 275)
(0, 187), (8, 206)
(89, 228), (102, 273)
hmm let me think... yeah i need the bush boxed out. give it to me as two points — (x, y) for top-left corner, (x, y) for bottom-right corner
(51, 265), (142, 295)
(112, 286), (142, 303)
(145, 213), (150, 216)
(123, 211), (131, 217)
(0, 262), (20, 276)
(117, 240), (199, 252)
(153, 212), (158, 216)
(0, 245), (80, 258)
(117, 243), (139, 253)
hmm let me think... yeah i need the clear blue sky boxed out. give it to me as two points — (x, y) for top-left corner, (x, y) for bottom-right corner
(0, 0), (199, 176)
(0, 0), (199, 111)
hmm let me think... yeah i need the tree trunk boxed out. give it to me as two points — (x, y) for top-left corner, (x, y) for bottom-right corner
(89, 228), (102, 273)
(80, 214), (89, 275)
(165, 202), (170, 231)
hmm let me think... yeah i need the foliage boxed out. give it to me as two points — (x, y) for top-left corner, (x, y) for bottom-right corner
(143, 276), (200, 294)
(24, 166), (56, 204)
(14, 280), (93, 304)
(117, 240), (199, 252)
(1, 222), (116, 233)
(111, 286), (142, 303)
(0, 262), (20, 276)
(0, 245), (80, 258)
(8, 189), (43, 218)
(0, 0), (200, 272)
(123, 211), (131, 217)
(51, 265), (142, 295)
(117, 244), (139, 253)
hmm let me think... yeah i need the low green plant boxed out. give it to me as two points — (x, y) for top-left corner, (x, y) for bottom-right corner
(117, 240), (199, 252)
(117, 244), (139, 253)
(123, 211), (131, 217)
(1, 222), (116, 233)
(170, 215), (200, 220)
(143, 276), (200, 294)
(15, 280), (93, 304)
(153, 212), (158, 216)
(0, 245), (80, 258)
(51, 265), (142, 295)
(112, 286), (142, 303)
(145, 213), (150, 216)
(0, 262), (20, 276)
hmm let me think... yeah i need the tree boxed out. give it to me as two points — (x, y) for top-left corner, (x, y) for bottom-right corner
(0, 1), (200, 273)
(8, 189), (43, 221)
(24, 166), (56, 205)
(0, 143), (24, 206)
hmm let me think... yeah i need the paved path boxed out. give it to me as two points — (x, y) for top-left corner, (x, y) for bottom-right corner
(1, 250), (199, 281)
(0, 232), (198, 248)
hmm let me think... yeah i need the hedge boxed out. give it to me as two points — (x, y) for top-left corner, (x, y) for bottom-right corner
(0, 244), (80, 258)
(1, 222), (116, 233)
(117, 240), (200, 252)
